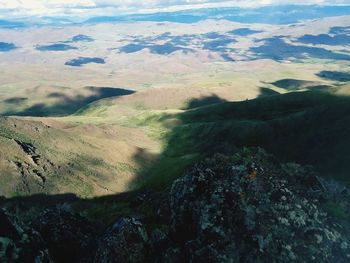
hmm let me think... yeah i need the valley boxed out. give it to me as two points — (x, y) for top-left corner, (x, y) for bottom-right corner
(0, 14), (349, 197)
(1, 3), (350, 262)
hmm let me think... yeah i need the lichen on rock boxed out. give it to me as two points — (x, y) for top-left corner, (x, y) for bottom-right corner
(1, 147), (349, 263)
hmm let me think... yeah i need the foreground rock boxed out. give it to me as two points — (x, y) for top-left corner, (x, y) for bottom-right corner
(0, 209), (52, 263)
(30, 207), (99, 263)
(1, 148), (349, 262)
(166, 149), (350, 262)
(94, 217), (148, 263)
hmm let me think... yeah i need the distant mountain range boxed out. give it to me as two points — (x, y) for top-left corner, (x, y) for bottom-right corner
(1, 5), (350, 28)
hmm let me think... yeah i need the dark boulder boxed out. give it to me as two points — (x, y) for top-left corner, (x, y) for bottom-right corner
(167, 148), (350, 262)
(0, 208), (52, 263)
(0, 209), (20, 240)
(94, 217), (148, 263)
(30, 206), (98, 263)
(1, 148), (349, 263)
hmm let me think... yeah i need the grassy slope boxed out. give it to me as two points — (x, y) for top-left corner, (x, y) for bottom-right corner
(133, 85), (350, 189)
(1, 79), (349, 197)
(0, 116), (159, 197)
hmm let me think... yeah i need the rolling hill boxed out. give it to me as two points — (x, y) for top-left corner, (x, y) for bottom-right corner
(1, 82), (349, 197)
(129, 84), (350, 189)
(0, 6), (350, 262)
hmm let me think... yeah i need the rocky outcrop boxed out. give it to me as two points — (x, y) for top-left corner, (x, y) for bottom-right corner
(94, 217), (148, 263)
(14, 140), (40, 165)
(12, 139), (52, 193)
(1, 148), (349, 262)
(91, 148), (350, 262)
(30, 207), (99, 263)
(0, 209), (52, 263)
(165, 149), (350, 262)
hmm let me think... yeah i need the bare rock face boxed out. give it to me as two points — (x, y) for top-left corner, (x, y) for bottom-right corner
(166, 148), (350, 263)
(92, 148), (350, 263)
(1, 148), (350, 263)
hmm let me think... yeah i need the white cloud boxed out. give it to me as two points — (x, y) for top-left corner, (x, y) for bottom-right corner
(0, 0), (95, 9)
(0, 0), (348, 18)
(0, 0), (95, 17)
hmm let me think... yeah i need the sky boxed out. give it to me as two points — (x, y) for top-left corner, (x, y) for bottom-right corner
(0, 0), (349, 18)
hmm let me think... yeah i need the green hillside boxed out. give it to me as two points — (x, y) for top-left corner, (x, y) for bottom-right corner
(134, 88), (350, 189)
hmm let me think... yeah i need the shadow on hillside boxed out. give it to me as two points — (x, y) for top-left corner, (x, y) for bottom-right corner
(269, 79), (333, 91)
(258, 87), (280, 97)
(3, 86), (135, 117)
(2, 86), (350, 201)
(297, 33), (350, 46)
(183, 94), (227, 109)
(2, 71), (350, 263)
(250, 36), (350, 61)
(1, 88), (350, 262)
(1, 84), (350, 198)
(129, 89), (350, 190)
(316, 71), (350, 82)
(2, 87), (350, 196)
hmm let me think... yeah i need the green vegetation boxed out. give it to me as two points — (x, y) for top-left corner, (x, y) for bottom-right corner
(133, 89), (350, 190)
(1, 147), (349, 263)
(1, 83), (350, 197)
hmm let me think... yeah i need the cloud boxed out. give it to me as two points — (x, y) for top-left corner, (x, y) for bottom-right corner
(0, 0), (95, 17)
(0, 0), (348, 18)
